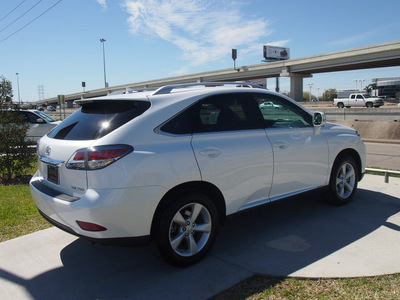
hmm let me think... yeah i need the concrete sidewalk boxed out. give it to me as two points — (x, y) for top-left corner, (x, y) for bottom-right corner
(0, 174), (399, 300)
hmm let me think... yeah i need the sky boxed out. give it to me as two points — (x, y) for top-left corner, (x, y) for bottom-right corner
(0, 0), (399, 102)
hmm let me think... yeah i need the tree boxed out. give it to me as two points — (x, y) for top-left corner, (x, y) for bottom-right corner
(0, 76), (13, 110)
(0, 76), (35, 183)
(365, 83), (377, 95)
(322, 89), (337, 101)
(303, 92), (316, 101)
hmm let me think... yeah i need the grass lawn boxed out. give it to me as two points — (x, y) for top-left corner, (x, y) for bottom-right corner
(0, 184), (52, 242)
(213, 274), (400, 299)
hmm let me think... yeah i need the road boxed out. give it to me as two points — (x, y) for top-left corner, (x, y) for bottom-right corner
(365, 142), (400, 170)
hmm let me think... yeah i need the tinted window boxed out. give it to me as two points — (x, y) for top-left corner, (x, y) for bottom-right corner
(20, 111), (42, 124)
(252, 93), (312, 128)
(161, 93), (260, 134)
(195, 94), (259, 132)
(48, 100), (150, 140)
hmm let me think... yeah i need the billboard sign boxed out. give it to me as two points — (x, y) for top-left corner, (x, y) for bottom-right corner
(263, 45), (290, 60)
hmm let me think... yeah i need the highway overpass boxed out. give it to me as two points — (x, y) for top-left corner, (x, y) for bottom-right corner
(36, 40), (400, 105)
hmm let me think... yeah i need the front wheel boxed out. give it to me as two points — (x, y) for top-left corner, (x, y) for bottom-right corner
(366, 102), (373, 108)
(157, 192), (218, 267)
(327, 155), (359, 205)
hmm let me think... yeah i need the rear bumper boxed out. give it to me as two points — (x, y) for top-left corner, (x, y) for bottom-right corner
(30, 171), (164, 242)
(38, 209), (150, 246)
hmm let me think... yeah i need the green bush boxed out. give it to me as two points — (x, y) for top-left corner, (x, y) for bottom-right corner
(0, 75), (36, 184)
(0, 109), (36, 183)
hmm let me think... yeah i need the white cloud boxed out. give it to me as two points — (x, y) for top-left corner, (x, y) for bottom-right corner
(96, 0), (107, 9)
(122, 0), (277, 70)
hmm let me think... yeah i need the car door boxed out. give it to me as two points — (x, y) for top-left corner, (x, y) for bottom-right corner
(349, 94), (357, 106)
(251, 93), (329, 200)
(190, 93), (274, 214)
(355, 94), (365, 107)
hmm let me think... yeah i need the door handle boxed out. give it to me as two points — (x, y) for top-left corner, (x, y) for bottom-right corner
(199, 149), (221, 157)
(273, 141), (289, 149)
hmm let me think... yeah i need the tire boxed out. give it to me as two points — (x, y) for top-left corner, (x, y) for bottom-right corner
(327, 155), (359, 205)
(157, 192), (218, 267)
(337, 102), (344, 108)
(366, 102), (373, 108)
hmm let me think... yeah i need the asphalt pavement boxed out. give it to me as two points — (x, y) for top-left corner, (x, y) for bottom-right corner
(365, 141), (400, 170)
(0, 142), (399, 300)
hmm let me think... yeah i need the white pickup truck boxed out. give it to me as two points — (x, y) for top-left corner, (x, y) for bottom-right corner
(333, 94), (384, 108)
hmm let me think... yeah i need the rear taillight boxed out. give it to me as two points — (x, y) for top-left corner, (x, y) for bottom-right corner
(66, 144), (133, 170)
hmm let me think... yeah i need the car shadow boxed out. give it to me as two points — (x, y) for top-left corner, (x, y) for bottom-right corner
(1, 188), (399, 299)
(212, 188), (400, 275)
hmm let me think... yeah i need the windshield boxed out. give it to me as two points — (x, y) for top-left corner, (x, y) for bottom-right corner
(35, 110), (57, 122)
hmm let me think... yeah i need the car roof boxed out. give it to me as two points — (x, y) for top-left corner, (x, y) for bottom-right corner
(75, 82), (268, 106)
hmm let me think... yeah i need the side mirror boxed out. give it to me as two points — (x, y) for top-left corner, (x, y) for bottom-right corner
(36, 118), (45, 123)
(313, 112), (326, 126)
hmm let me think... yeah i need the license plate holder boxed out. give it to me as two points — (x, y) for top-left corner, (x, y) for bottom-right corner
(47, 164), (59, 184)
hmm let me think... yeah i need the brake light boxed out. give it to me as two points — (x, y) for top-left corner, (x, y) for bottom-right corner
(66, 145), (133, 170)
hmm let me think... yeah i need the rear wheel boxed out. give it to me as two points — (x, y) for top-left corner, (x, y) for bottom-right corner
(327, 155), (359, 205)
(157, 192), (218, 267)
(337, 102), (344, 108)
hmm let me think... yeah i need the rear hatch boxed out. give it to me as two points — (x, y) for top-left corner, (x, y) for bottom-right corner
(36, 99), (150, 197)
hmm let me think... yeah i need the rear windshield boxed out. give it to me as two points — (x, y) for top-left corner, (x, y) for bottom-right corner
(47, 100), (150, 140)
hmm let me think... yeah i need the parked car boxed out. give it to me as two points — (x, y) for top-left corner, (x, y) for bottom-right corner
(30, 83), (366, 266)
(6, 110), (60, 142)
(259, 101), (284, 110)
(47, 106), (56, 111)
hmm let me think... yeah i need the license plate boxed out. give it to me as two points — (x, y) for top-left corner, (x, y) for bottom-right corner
(47, 165), (59, 184)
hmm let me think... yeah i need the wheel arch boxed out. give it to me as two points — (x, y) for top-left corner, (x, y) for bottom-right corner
(333, 148), (363, 181)
(150, 181), (226, 238)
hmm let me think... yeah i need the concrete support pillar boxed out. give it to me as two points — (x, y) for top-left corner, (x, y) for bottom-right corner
(290, 76), (304, 102)
(280, 67), (312, 102)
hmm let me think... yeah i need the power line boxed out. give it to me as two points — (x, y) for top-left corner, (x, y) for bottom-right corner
(0, 0), (28, 23)
(0, 0), (63, 43)
(0, 0), (43, 33)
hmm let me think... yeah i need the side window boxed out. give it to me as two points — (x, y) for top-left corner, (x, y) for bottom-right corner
(160, 93), (260, 134)
(194, 93), (259, 133)
(356, 94), (363, 99)
(24, 112), (42, 124)
(351, 95), (356, 99)
(252, 93), (312, 128)
(17, 112), (29, 123)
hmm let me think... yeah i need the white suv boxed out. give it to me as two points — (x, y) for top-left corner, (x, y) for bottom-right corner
(30, 83), (366, 266)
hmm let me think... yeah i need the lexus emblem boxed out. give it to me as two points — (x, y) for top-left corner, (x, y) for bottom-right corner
(45, 146), (51, 157)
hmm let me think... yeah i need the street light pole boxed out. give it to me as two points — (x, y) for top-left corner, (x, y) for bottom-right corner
(354, 79), (359, 90)
(100, 38), (107, 88)
(359, 79), (365, 91)
(308, 83), (313, 101)
(15, 73), (21, 104)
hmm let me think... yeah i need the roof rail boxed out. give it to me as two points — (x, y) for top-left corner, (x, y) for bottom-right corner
(152, 82), (266, 95)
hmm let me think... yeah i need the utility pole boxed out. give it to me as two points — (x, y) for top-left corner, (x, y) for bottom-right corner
(100, 38), (108, 88)
(15, 73), (21, 104)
